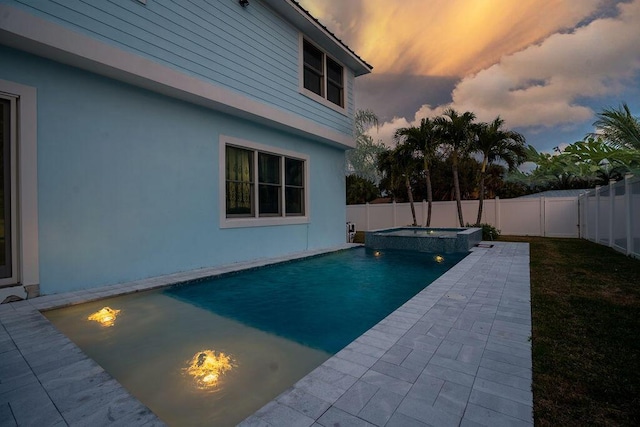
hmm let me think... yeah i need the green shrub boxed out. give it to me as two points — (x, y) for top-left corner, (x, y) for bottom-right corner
(466, 223), (501, 240)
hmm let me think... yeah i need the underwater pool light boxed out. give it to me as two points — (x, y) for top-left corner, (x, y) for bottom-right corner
(87, 307), (121, 327)
(186, 350), (236, 391)
(434, 255), (445, 263)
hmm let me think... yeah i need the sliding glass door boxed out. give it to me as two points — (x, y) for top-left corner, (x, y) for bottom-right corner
(0, 97), (15, 285)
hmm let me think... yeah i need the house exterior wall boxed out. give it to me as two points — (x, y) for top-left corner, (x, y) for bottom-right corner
(0, 46), (348, 294)
(0, 0), (355, 136)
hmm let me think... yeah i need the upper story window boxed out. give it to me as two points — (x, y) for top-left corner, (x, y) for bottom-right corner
(221, 136), (309, 228)
(302, 39), (344, 109)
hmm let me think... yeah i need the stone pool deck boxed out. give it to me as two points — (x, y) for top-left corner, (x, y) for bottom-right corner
(0, 242), (532, 426)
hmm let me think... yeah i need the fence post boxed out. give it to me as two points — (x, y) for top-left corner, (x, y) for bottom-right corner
(594, 185), (600, 243)
(365, 202), (370, 231)
(540, 196), (546, 237)
(609, 179), (615, 248)
(495, 197), (501, 230)
(580, 194), (586, 239)
(625, 174), (632, 255)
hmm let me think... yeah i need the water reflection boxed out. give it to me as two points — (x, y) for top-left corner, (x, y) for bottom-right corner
(185, 350), (236, 392)
(87, 307), (121, 327)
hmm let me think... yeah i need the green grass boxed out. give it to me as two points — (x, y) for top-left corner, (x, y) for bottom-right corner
(500, 236), (640, 426)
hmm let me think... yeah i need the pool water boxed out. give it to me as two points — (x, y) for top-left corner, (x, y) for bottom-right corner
(45, 247), (466, 426)
(166, 248), (466, 354)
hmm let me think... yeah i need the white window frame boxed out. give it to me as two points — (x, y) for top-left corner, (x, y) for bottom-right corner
(299, 35), (347, 115)
(0, 79), (39, 288)
(219, 135), (310, 229)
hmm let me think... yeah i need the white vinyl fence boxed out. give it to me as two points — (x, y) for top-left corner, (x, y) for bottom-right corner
(347, 174), (640, 258)
(347, 197), (579, 238)
(579, 174), (640, 258)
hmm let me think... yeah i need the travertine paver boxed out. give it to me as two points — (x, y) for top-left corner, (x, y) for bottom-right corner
(0, 242), (532, 426)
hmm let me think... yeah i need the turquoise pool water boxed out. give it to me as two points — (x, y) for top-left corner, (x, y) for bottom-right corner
(166, 247), (467, 353)
(45, 247), (467, 426)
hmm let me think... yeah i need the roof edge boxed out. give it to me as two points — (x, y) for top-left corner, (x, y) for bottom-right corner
(264, 0), (373, 76)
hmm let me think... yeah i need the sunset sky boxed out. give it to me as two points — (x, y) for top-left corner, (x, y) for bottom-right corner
(298, 0), (640, 153)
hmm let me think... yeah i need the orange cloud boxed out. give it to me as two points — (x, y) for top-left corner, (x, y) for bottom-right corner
(298, 0), (601, 76)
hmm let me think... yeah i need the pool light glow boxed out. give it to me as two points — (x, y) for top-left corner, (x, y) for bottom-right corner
(186, 350), (236, 391)
(87, 307), (121, 327)
(434, 255), (445, 263)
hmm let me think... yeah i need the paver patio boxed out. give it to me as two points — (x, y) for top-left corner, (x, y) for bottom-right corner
(0, 242), (532, 426)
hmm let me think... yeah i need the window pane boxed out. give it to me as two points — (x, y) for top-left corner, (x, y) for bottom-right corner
(226, 146), (252, 182)
(258, 153), (280, 184)
(327, 82), (343, 107)
(303, 41), (323, 73)
(226, 182), (253, 216)
(285, 158), (304, 187)
(304, 69), (322, 95)
(259, 184), (281, 216)
(285, 187), (304, 216)
(326, 58), (343, 85)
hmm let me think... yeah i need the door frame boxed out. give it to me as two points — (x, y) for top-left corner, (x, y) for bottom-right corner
(0, 79), (39, 289)
(0, 95), (17, 285)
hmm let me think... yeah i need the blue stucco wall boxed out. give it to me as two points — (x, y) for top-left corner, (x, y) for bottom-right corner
(0, 46), (347, 294)
(2, 0), (354, 135)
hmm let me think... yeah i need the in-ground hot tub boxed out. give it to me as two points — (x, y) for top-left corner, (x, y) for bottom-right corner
(365, 227), (482, 253)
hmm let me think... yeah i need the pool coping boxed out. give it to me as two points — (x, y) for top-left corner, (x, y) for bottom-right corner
(0, 242), (532, 426)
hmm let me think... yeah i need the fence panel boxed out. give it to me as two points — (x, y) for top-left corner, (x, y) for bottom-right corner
(585, 194), (597, 241)
(499, 199), (542, 236)
(597, 186), (611, 245)
(545, 198), (579, 237)
(346, 177), (637, 255)
(368, 204), (393, 230)
(612, 182), (627, 251)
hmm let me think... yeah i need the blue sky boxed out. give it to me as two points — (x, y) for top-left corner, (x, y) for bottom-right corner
(299, 0), (640, 154)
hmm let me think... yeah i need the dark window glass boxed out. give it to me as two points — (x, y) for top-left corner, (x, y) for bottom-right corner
(285, 158), (304, 216)
(258, 153), (280, 184)
(327, 58), (343, 85)
(285, 187), (304, 216)
(326, 57), (343, 106)
(258, 153), (281, 216)
(225, 147), (305, 219)
(285, 158), (304, 187)
(303, 41), (323, 73)
(259, 184), (281, 216)
(304, 69), (322, 95)
(303, 41), (323, 96)
(0, 99), (11, 277)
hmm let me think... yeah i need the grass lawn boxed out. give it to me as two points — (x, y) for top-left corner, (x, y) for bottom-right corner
(500, 236), (640, 426)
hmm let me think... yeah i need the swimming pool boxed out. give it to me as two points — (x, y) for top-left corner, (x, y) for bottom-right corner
(45, 247), (467, 426)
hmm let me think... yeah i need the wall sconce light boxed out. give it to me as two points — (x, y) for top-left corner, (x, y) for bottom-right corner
(239, 0), (249, 7)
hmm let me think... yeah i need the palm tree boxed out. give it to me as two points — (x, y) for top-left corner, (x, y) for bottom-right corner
(377, 144), (419, 226)
(591, 103), (640, 150)
(473, 117), (526, 225)
(347, 110), (384, 182)
(394, 118), (440, 226)
(435, 108), (477, 226)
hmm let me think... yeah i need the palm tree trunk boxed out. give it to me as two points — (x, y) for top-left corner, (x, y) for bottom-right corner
(425, 169), (433, 227)
(405, 176), (417, 226)
(476, 172), (485, 225)
(452, 156), (464, 227)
